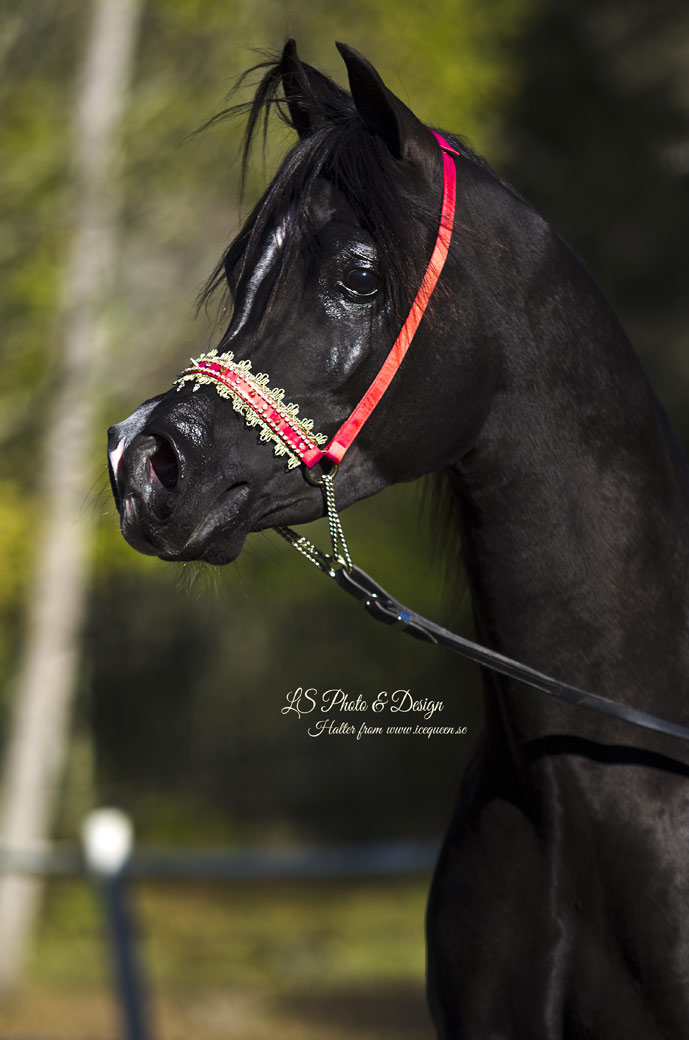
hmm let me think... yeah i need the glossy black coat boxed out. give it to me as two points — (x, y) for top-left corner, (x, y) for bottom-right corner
(108, 41), (689, 1039)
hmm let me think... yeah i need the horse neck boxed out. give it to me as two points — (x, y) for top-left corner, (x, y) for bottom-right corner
(449, 222), (689, 749)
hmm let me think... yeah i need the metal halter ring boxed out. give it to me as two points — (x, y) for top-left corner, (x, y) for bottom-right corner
(305, 461), (339, 486)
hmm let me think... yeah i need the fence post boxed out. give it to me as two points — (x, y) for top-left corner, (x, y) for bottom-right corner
(82, 809), (153, 1040)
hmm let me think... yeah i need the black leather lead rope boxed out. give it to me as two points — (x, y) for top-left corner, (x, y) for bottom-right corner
(277, 482), (689, 745)
(334, 565), (689, 745)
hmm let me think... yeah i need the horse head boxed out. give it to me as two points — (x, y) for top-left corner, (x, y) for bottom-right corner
(108, 41), (500, 564)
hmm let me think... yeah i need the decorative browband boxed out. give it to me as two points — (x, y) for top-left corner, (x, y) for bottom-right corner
(175, 350), (328, 469)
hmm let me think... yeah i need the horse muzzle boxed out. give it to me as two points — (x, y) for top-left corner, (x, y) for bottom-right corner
(107, 397), (252, 563)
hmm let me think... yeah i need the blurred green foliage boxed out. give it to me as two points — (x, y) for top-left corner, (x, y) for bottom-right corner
(500, 0), (689, 439)
(1, 0), (688, 848)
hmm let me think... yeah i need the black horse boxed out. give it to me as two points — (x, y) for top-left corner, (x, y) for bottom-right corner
(108, 41), (689, 1039)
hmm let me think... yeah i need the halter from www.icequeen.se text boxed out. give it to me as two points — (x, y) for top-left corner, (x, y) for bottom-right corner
(109, 39), (689, 1040)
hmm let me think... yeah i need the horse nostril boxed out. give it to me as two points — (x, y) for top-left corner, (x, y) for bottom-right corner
(149, 436), (179, 490)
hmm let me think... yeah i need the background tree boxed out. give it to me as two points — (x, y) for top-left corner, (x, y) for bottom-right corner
(0, 0), (143, 992)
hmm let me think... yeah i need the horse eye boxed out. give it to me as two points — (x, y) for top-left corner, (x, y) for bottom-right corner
(343, 268), (379, 297)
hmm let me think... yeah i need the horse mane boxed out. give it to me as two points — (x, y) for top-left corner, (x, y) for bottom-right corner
(197, 52), (476, 336)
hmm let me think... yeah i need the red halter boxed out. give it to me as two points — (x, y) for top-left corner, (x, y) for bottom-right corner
(176, 131), (458, 470)
(323, 132), (459, 465)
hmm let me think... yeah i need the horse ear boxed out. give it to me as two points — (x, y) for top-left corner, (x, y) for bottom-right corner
(280, 39), (318, 139)
(336, 42), (433, 164)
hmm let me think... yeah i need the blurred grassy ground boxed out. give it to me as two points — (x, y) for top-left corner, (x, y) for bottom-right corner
(1, 873), (435, 1039)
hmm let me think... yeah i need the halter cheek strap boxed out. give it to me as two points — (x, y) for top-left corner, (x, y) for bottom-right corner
(174, 131), (459, 471)
(325, 132), (459, 465)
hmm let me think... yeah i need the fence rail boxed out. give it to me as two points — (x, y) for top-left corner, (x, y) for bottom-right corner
(0, 838), (438, 880)
(0, 819), (439, 1040)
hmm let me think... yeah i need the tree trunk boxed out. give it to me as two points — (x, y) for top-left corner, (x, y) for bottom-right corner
(0, 0), (142, 993)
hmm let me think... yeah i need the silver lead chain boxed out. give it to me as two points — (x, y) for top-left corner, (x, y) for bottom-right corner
(275, 473), (352, 575)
